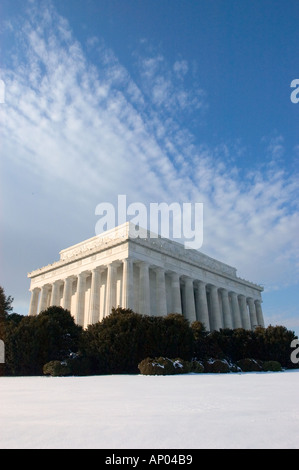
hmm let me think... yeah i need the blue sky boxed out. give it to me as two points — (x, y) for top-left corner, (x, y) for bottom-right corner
(0, 0), (298, 336)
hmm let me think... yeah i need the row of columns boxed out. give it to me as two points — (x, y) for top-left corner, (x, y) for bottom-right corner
(168, 274), (264, 331)
(29, 258), (264, 331)
(29, 259), (135, 326)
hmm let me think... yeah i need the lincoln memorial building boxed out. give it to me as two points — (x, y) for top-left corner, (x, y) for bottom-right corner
(28, 222), (265, 331)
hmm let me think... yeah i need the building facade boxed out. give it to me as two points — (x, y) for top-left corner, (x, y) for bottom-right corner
(28, 222), (265, 331)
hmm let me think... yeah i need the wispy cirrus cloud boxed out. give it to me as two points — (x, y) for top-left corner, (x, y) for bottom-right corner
(0, 0), (298, 316)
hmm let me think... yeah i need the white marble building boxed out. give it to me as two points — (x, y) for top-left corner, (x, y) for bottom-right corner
(28, 222), (265, 331)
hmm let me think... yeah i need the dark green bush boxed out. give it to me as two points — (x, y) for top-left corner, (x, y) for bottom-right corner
(81, 308), (194, 374)
(253, 326), (297, 368)
(4, 307), (82, 376)
(66, 353), (94, 376)
(43, 360), (71, 376)
(236, 358), (263, 372)
(81, 308), (151, 374)
(228, 361), (242, 373)
(190, 360), (205, 373)
(138, 357), (173, 375)
(262, 360), (282, 372)
(204, 358), (231, 373)
(2, 295), (296, 376)
(138, 357), (191, 375)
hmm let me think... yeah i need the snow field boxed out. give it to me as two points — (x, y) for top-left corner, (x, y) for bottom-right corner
(1, 370), (299, 449)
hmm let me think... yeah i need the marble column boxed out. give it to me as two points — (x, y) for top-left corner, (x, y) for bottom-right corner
(231, 292), (242, 329)
(75, 272), (88, 326)
(122, 258), (134, 310)
(139, 262), (150, 315)
(155, 267), (167, 316)
(209, 285), (222, 331)
(105, 263), (117, 317)
(170, 272), (182, 314)
(255, 300), (265, 327)
(184, 277), (197, 323)
(29, 287), (40, 316)
(248, 297), (258, 330)
(239, 294), (251, 330)
(50, 280), (62, 307)
(196, 281), (210, 331)
(221, 288), (233, 329)
(39, 284), (50, 313)
(89, 268), (101, 324)
(63, 276), (74, 312)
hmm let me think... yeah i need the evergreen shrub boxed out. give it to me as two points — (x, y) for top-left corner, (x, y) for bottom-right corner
(262, 360), (282, 372)
(81, 308), (194, 374)
(203, 358), (231, 373)
(66, 353), (94, 376)
(138, 357), (191, 375)
(236, 358), (263, 372)
(43, 360), (71, 376)
(190, 360), (205, 373)
(4, 306), (82, 376)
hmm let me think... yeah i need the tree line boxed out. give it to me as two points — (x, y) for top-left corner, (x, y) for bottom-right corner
(0, 286), (298, 376)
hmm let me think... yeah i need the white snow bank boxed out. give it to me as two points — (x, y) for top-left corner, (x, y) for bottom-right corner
(1, 370), (299, 449)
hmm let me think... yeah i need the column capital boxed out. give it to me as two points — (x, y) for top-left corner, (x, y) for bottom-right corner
(64, 274), (76, 282)
(31, 286), (41, 292)
(138, 260), (150, 268)
(77, 270), (90, 279)
(170, 271), (181, 281)
(184, 276), (194, 283)
(154, 265), (165, 273)
(41, 283), (51, 289)
(90, 266), (102, 275)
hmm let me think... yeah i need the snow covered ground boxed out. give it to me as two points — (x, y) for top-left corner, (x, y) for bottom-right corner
(1, 370), (299, 449)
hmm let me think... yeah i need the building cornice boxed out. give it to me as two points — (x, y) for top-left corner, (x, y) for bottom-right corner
(27, 222), (263, 292)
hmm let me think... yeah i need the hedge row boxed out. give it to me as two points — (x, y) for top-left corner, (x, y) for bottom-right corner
(2, 306), (298, 376)
(43, 356), (283, 376)
(137, 357), (283, 375)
